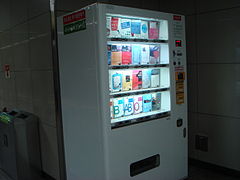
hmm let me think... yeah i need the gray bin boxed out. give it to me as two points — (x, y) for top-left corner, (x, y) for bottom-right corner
(0, 110), (41, 180)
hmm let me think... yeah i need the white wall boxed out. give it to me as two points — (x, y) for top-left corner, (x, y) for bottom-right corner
(0, 0), (60, 179)
(187, 0), (240, 171)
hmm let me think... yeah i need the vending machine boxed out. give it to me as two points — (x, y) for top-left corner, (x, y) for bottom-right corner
(57, 3), (187, 180)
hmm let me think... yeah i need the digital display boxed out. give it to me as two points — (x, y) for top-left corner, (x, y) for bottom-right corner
(175, 40), (182, 47)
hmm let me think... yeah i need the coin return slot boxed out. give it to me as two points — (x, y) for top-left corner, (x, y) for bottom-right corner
(130, 154), (160, 177)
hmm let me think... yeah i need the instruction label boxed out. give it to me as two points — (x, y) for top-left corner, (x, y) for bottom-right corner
(63, 10), (86, 35)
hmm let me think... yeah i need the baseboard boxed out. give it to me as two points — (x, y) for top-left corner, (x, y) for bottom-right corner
(189, 158), (240, 177)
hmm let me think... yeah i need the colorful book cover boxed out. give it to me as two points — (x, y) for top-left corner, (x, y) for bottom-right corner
(111, 71), (122, 92)
(110, 17), (121, 38)
(152, 93), (161, 111)
(132, 45), (141, 65)
(149, 21), (159, 39)
(124, 96), (134, 116)
(106, 16), (111, 37)
(151, 69), (160, 88)
(122, 70), (132, 91)
(141, 20), (148, 39)
(142, 69), (151, 89)
(120, 18), (131, 38)
(140, 45), (150, 64)
(133, 95), (143, 114)
(143, 94), (152, 113)
(107, 45), (111, 65)
(149, 45), (160, 64)
(131, 20), (141, 38)
(113, 98), (124, 118)
(110, 100), (113, 119)
(111, 45), (122, 65)
(132, 70), (142, 90)
(122, 45), (132, 65)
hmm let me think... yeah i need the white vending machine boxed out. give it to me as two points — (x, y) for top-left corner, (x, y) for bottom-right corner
(57, 3), (187, 180)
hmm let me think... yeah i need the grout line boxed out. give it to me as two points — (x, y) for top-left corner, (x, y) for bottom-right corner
(0, 11), (51, 33)
(196, 5), (240, 15)
(197, 62), (240, 65)
(189, 111), (240, 120)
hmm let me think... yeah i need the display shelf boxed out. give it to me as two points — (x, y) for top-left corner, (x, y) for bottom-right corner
(110, 87), (169, 97)
(111, 110), (170, 128)
(109, 64), (169, 69)
(108, 38), (168, 43)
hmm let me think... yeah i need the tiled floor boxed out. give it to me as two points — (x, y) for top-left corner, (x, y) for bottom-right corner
(0, 165), (239, 180)
(188, 165), (240, 180)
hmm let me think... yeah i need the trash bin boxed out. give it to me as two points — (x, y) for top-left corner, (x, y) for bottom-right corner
(0, 110), (41, 180)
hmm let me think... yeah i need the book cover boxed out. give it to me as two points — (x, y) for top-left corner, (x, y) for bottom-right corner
(149, 21), (159, 39)
(151, 69), (160, 88)
(152, 93), (161, 111)
(140, 45), (150, 65)
(110, 100), (113, 119)
(141, 20), (148, 39)
(131, 20), (141, 38)
(124, 96), (134, 116)
(111, 71), (122, 92)
(149, 45), (160, 64)
(122, 45), (132, 65)
(113, 98), (124, 118)
(120, 18), (131, 38)
(133, 95), (143, 114)
(132, 45), (141, 65)
(111, 45), (122, 65)
(132, 70), (142, 90)
(122, 70), (132, 91)
(110, 17), (121, 38)
(143, 94), (152, 113)
(106, 16), (111, 37)
(107, 45), (111, 65)
(142, 69), (151, 89)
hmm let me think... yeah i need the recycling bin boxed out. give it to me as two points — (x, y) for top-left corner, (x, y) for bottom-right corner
(0, 110), (41, 180)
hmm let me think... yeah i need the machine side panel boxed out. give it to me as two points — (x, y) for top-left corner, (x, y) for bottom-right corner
(57, 5), (106, 180)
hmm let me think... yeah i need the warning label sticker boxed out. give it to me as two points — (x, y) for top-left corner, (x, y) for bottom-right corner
(63, 10), (86, 35)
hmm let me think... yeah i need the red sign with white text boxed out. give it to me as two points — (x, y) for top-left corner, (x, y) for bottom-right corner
(63, 10), (86, 25)
(173, 15), (182, 21)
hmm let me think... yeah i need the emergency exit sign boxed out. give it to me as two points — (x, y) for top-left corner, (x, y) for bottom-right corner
(63, 10), (86, 35)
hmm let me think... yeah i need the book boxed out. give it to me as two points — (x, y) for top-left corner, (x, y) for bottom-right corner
(151, 69), (160, 88)
(142, 69), (151, 89)
(140, 45), (150, 64)
(133, 95), (143, 114)
(111, 45), (122, 65)
(121, 45), (132, 65)
(111, 71), (122, 92)
(120, 18), (131, 38)
(141, 20), (148, 39)
(110, 17), (121, 38)
(107, 45), (111, 65)
(113, 98), (124, 118)
(149, 45), (160, 64)
(106, 16), (111, 37)
(131, 20), (141, 38)
(132, 70), (142, 90)
(132, 45), (141, 65)
(149, 21), (159, 39)
(122, 70), (132, 91)
(143, 94), (152, 112)
(124, 96), (134, 116)
(152, 93), (161, 111)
